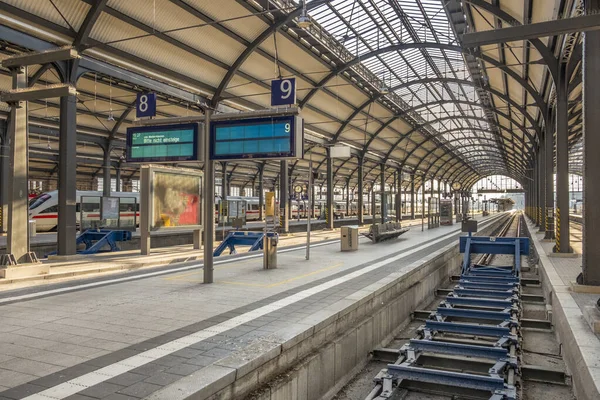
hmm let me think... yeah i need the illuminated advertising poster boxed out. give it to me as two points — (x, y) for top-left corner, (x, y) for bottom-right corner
(151, 171), (201, 230)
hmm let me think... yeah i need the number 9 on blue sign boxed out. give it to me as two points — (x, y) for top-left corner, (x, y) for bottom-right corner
(271, 78), (296, 106)
(136, 92), (156, 118)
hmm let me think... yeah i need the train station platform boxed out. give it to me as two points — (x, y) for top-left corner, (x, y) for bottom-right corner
(0, 213), (505, 400)
(526, 217), (600, 400)
(0, 215), (423, 261)
(0, 217), (443, 289)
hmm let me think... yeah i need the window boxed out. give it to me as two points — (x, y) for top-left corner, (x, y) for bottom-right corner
(29, 194), (51, 210)
(41, 205), (58, 214)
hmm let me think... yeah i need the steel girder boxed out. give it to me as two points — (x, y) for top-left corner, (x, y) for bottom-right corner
(210, 0), (331, 107)
(461, 0), (559, 83)
(462, 13), (600, 48)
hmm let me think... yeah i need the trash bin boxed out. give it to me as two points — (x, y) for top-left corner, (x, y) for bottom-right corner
(341, 225), (359, 251)
(29, 219), (36, 237)
(263, 234), (278, 269)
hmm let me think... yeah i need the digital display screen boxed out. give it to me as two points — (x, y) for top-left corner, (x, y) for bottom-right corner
(210, 116), (301, 160)
(126, 123), (198, 163)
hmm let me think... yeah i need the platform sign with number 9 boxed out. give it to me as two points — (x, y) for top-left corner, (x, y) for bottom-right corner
(136, 92), (156, 118)
(271, 78), (296, 106)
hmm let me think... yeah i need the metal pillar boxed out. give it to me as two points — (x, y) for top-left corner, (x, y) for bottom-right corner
(410, 175), (415, 219)
(203, 110), (214, 283)
(326, 153), (334, 229)
(533, 160), (539, 225)
(58, 93), (77, 256)
(115, 165), (121, 192)
(583, 0), (600, 283)
(258, 165), (264, 221)
(280, 160), (289, 233)
(345, 178), (350, 220)
(422, 181), (426, 218)
(396, 170), (401, 222)
(4, 67), (30, 263)
(221, 161), (228, 198)
(545, 127), (555, 239)
(538, 145), (546, 232)
(370, 186), (376, 218)
(380, 163), (385, 224)
(0, 121), (8, 234)
(102, 146), (111, 197)
(555, 63), (571, 253)
(357, 158), (364, 225)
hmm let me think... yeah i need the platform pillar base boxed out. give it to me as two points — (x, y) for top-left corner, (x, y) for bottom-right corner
(0, 261), (48, 279)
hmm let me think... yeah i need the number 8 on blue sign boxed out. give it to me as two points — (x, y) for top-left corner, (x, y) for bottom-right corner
(271, 78), (297, 106)
(136, 92), (157, 118)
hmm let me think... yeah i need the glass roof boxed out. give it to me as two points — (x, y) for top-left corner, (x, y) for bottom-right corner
(309, 0), (505, 171)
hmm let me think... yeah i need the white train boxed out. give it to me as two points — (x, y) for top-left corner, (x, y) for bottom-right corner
(29, 191), (140, 232)
(29, 191), (382, 232)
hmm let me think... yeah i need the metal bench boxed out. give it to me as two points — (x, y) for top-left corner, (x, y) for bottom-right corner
(363, 222), (409, 243)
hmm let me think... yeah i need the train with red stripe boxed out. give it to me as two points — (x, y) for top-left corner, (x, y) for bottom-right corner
(29, 191), (383, 232)
(29, 191), (141, 232)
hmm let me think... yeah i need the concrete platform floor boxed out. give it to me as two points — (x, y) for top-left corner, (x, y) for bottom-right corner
(0, 213), (503, 400)
(528, 218), (600, 400)
(0, 218), (434, 290)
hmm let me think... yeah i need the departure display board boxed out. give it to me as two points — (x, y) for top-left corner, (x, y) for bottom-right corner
(126, 123), (199, 163)
(210, 115), (303, 161)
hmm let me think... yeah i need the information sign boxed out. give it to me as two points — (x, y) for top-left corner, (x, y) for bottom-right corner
(126, 123), (199, 163)
(210, 115), (303, 161)
(271, 78), (296, 106)
(101, 197), (120, 220)
(136, 93), (156, 118)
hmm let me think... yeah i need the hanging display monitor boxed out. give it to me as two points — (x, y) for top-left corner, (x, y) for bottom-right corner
(210, 115), (303, 161)
(126, 123), (200, 163)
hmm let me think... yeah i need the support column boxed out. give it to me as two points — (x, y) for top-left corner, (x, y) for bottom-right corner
(583, 0), (600, 283)
(380, 163), (385, 223)
(280, 160), (289, 233)
(370, 185), (375, 218)
(102, 146), (111, 197)
(57, 93), (78, 256)
(203, 110), (214, 283)
(421, 180), (426, 218)
(5, 67), (30, 263)
(555, 63), (571, 253)
(396, 170), (401, 222)
(538, 142), (546, 232)
(345, 178), (350, 219)
(357, 158), (364, 225)
(221, 162), (228, 198)
(545, 126), (555, 239)
(326, 153), (333, 230)
(533, 157), (540, 226)
(0, 121), (8, 234)
(115, 165), (121, 192)
(410, 175), (415, 220)
(258, 165), (264, 221)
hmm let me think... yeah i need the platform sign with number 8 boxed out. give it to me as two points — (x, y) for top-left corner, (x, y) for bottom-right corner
(271, 78), (297, 106)
(136, 92), (157, 118)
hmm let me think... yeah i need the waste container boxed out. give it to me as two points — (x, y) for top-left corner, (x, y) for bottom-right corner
(263, 234), (278, 269)
(29, 219), (36, 237)
(341, 225), (359, 251)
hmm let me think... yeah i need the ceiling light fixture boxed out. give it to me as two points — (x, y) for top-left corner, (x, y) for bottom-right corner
(297, 0), (312, 28)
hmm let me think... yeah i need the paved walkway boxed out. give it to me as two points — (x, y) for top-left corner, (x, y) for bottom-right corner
(0, 218), (433, 291)
(0, 214), (500, 399)
(527, 218), (600, 400)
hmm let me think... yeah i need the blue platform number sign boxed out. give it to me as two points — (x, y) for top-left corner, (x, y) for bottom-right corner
(136, 92), (156, 118)
(271, 78), (296, 106)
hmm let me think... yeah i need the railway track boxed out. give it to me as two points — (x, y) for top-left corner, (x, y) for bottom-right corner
(334, 213), (574, 400)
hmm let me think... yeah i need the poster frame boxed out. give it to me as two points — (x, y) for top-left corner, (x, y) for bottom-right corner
(141, 165), (204, 233)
